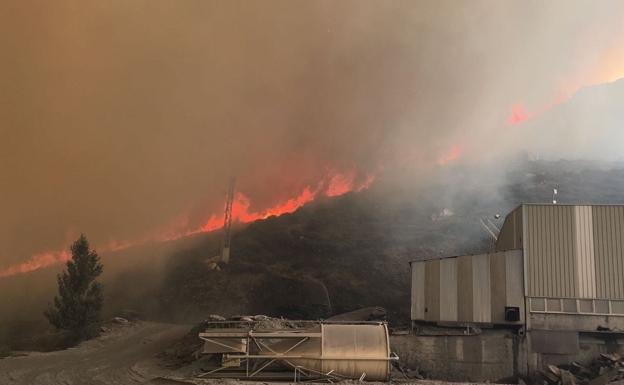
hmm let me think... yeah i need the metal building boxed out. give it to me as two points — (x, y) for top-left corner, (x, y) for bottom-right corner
(405, 204), (624, 379)
(497, 204), (624, 317)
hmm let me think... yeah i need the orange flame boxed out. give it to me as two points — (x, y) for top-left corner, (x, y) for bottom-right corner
(436, 146), (462, 166)
(0, 171), (377, 278)
(508, 103), (531, 125)
(325, 171), (374, 197)
(0, 250), (70, 278)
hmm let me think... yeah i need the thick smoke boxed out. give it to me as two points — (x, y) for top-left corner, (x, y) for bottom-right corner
(1, 0), (624, 269)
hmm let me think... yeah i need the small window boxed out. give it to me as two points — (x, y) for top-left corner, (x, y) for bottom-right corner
(579, 299), (593, 313)
(562, 299), (577, 312)
(547, 298), (562, 312)
(612, 301), (624, 314)
(531, 298), (545, 311)
(595, 300), (609, 314)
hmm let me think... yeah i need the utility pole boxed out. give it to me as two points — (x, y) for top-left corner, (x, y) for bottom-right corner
(220, 177), (236, 264)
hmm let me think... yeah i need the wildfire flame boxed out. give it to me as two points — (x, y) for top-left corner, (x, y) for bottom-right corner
(436, 146), (462, 166)
(0, 170), (376, 278)
(507, 103), (531, 125)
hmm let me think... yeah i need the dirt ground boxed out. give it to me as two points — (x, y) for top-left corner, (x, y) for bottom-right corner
(0, 320), (498, 385)
(0, 321), (191, 385)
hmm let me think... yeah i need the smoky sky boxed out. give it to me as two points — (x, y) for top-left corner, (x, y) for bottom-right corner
(1, 0), (624, 266)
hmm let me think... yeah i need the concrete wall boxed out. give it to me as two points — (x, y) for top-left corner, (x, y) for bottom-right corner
(525, 330), (624, 374)
(394, 327), (624, 380)
(391, 330), (518, 382)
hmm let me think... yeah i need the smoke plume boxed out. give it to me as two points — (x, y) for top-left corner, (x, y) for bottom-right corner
(1, 0), (624, 273)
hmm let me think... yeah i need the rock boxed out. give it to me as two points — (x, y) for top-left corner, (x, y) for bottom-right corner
(113, 317), (129, 324)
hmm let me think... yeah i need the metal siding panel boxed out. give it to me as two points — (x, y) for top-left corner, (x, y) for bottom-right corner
(439, 258), (458, 321)
(532, 205), (541, 296)
(517, 207), (524, 250)
(536, 205), (545, 296)
(540, 205), (547, 296)
(609, 206), (624, 298)
(574, 206), (584, 297)
(592, 206), (624, 299)
(619, 207), (624, 298)
(490, 251), (506, 323)
(605, 207), (614, 297)
(566, 206), (578, 297)
(611, 207), (619, 297)
(527, 205), (537, 296)
(543, 206), (550, 296)
(505, 250), (525, 322)
(527, 205), (535, 296)
(593, 207), (609, 298)
(556, 206), (562, 296)
(496, 206), (523, 251)
(614, 207), (624, 298)
(525, 205), (578, 298)
(608, 207), (615, 296)
(574, 206), (596, 298)
(559, 206), (566, 296)
(612, 208), (620, 298)
(457, 256), (473, 322)
(609, 207), (618, 297)
(594, 207), (605, 298)
(554, 206), (561, 296)
(472, 254), (491, 323)
(425, 260), (440, 321)
(411, 262), (426, 320)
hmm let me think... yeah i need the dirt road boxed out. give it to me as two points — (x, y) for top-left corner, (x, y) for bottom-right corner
(0, 321), (191, 385)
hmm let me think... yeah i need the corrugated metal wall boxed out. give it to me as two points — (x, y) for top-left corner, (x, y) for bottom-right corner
(593, 206), (624, 299)
(410, 251), (523, 324)
(457, 256), (473, 322)
(472, 254), (491, 323)
(440, 259), (458, 321)
(425, 260), (440, 321)
(575, 206), (596, 298)
(524, 205), (577, 298)
(521, 205), (624, 300)
(411, 205), (624, 324)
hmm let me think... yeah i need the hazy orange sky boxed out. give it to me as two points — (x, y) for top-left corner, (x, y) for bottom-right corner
(1, 0), (624, 271)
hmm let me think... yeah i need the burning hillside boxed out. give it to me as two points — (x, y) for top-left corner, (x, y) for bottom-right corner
(0, 169), (376, 278)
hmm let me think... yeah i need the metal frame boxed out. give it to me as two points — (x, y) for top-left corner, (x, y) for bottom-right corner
(196, 320), (396, 382)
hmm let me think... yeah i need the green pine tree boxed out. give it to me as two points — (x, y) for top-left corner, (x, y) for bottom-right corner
(44, 234), (103, 343)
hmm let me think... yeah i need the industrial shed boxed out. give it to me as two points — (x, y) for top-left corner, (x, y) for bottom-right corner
(497, 204), (624, 320)
(399, 204), (624, 381)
